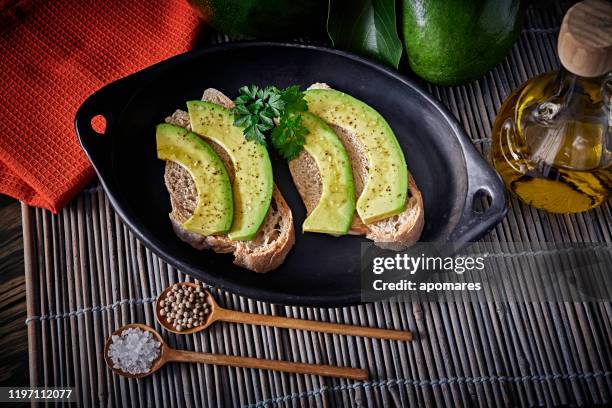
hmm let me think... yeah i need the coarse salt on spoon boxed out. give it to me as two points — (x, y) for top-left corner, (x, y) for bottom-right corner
(104, 323), (368, 380)
(156, 282), (412, 341)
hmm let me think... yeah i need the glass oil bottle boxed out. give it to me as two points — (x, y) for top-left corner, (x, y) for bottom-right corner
(491, 0), (611, 213)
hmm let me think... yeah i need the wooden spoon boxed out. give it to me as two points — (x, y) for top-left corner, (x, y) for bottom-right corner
(155, 282), (412, 341)
(104, 323), (367, 380)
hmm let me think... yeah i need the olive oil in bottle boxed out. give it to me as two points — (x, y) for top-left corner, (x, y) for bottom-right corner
(491, 0), (611, 213)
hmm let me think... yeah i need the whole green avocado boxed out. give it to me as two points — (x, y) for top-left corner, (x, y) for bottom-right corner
(188, 0), (326, 38)
(402, 0), (524, 85)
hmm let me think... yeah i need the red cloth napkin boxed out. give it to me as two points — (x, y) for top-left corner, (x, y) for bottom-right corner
(0, 0), (199, 212)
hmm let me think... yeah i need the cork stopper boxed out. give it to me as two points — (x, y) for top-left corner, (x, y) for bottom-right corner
(557, 0), (612, 77)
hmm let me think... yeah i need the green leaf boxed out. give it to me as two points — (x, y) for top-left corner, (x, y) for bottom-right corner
(281, 85), (308, 113)
(271, 114), (307, 160)
(234, 104), (250, 115)
(233, 115), (251, 127)
(243, 85), (258, 99)
(244, 123), (267, 145)
(231, 84), (309, 157)
(258, 112), (275, 129)
(267, 94), (285, 115)
(327, 0), (402, 68)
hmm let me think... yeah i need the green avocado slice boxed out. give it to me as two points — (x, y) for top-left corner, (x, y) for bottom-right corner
(304, 89), (408, 224)
(298, 112), (356, 235)
(156, 123), (233, 235)
(187, 101), (273, 241)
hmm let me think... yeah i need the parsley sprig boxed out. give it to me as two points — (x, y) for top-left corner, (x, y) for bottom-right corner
(233, 85), (308, 160)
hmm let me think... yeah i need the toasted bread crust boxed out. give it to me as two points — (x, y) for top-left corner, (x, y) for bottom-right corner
(163, 89), (295, 272)
(233, 187), (295, 272)
(364, 174), (424, 249)
(288, 83), (424, 248)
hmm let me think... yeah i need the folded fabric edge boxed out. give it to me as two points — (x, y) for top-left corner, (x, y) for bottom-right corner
(0, 159), (95, 213)
(0, 162), (50, 209)
(51, 165), (96, 213)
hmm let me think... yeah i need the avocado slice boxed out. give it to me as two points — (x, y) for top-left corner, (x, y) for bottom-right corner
(156, 123), (233, 235)
(187, 101), (273, 241)
(298, 112), (355, 235)
(304, 89), (408, 224)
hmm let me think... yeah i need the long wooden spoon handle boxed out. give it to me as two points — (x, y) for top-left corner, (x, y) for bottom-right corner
(215, 308), (411, 341)
(167, 349), (367, 380)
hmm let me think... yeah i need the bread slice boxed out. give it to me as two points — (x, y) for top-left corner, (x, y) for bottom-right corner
(163, 89), (295, 273)
(289, 83), (424, 249)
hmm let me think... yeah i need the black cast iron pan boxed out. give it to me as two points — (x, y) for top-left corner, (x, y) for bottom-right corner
(75, 42), (507, 306)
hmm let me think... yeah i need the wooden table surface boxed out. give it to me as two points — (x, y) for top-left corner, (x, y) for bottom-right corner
(0, 194), (28, 387)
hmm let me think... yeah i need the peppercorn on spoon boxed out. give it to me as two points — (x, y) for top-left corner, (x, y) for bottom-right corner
(104, 323), (368, 380)
(155, 282), (412, 341)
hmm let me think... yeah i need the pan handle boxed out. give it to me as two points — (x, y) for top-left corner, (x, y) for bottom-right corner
(74, 72), (146, 172)
(448, 150), (508, 245)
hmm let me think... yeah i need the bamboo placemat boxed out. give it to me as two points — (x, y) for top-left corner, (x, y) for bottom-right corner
(24, 4), (611, 407)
